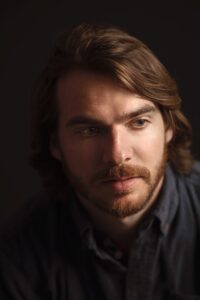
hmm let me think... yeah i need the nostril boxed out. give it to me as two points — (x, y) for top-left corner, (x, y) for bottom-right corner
(125, 156), (131, 162)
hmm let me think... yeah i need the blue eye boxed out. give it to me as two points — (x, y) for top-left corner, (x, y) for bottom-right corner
(130, 118), (149, 128)
(136, 119), (147, 125)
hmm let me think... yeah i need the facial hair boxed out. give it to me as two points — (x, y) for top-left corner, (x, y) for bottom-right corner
(62, 146), (168, 219)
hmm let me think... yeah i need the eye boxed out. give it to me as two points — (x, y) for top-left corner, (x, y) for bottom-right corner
(130, 118), (149, 129)
(76, 126), (101, 137)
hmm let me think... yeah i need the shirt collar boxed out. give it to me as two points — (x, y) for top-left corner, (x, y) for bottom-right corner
(153, 164), (179, 235)
(70, 192), (91, 236)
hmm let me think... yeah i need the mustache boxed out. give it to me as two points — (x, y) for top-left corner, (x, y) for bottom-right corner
(93, 164), (151, 183)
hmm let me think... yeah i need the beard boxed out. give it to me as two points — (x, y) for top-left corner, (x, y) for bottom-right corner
(62, 146), (168, 219)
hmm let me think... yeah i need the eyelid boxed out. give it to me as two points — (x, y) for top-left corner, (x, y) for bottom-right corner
(128, 117), (150, 128)
(73, 124), (103, 130)
(73, 125), (104, 137)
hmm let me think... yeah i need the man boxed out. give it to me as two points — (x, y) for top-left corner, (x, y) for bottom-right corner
(0, 23), (199, 300)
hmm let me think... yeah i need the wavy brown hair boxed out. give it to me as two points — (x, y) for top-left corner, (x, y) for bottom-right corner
(30, 23), (193, 196)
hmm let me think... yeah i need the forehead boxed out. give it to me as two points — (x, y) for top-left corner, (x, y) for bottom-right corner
(55, 70), (157, 121)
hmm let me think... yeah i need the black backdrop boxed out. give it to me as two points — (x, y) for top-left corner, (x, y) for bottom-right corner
(1, 0), (200, 226)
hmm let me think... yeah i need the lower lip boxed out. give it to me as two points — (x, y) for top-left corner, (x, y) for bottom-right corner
(102, 177), (141, 192)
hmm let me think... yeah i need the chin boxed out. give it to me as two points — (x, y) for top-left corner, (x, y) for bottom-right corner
(95, 191), (151, 218)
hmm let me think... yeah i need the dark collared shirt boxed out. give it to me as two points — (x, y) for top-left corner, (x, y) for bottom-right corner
(0, 164), (200, 300)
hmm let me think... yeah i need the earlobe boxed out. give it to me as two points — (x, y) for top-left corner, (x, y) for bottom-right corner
(49, 134), (62, 161)
(165, 127), (173, 144)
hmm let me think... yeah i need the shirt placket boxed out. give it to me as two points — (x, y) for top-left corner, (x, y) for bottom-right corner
(126, 224), (161, 300)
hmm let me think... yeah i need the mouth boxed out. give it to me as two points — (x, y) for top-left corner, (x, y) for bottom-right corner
(101, 176), (141, 191)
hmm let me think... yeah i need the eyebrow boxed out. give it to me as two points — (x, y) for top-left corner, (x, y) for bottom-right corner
(116, 105), (157, 123)
(66, 105), (157, 127)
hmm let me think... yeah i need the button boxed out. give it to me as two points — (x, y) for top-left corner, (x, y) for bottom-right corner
(114, 250), (123, 260)
(161, 223), (170, 234)
(103, 237), (112, 247)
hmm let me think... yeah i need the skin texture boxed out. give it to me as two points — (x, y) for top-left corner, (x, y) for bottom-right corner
(50, 70), (173, 249)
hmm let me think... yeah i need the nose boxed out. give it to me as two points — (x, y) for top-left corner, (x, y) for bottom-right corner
(102, 126), (132, 165)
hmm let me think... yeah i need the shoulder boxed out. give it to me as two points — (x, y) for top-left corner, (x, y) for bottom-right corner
(0, 191), (76, 298)
(0, 191), (79, 295)
(0, 190), (61, 240)
(174, 161), (200, 223)
(185, 161), (200, 189)
(0, 190), (76, 263)
(179, 161), (200, 198)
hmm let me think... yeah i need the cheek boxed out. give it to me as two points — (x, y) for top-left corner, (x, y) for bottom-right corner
(134, 132), (166, 164)
(60, 140), (100, 174)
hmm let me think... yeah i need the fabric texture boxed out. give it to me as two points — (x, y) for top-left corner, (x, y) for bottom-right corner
(0, 163), (200, 300)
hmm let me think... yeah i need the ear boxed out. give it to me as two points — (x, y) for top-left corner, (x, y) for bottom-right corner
(49, 133), (62, 161)
(165, 127), (173, 144)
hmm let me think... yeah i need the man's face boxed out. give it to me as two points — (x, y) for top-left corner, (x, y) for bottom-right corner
(51, 70), (173, 218)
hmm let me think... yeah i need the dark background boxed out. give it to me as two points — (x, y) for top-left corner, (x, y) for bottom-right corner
(1, 0), (200, 226)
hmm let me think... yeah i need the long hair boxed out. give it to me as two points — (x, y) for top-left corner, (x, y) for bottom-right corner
(30, 23), (193, 196)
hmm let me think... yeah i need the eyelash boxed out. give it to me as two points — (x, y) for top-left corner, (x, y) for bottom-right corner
(75, 126), (103, 137)
(129, 118), (149, 129)
(74, 118), (150, 137)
